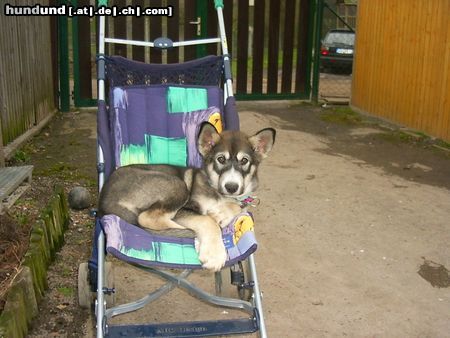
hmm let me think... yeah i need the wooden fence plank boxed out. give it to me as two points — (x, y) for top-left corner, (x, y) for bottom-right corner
(132, 0), (146, 62)
(0, 117), (4, 167)
(437, 3), (450, 140)
(113, 0), (127, 57)
(380, 0), (396, 123)
(236, 0), (249, 94)
(49, 0), (59, 109)
(423, 1), (441, 134)
(252, 0), (265, 94)
(0, 15), (11, 143)
(40, 11), (53, 122)
(150, 0), (163, 63)
(0, 16), (4, 164)
(78, 0), (93, 99)
(206, 1), (218, 56)
(281, 0), (296, 93)
(167, 0), (180, 63)
(15, 12), (26, 133)
(223, 0), (233, 59)
(183, 0), (197, 61)
(295, 0), (309, 93)
(20, 1), (37, 125)
(267, 0), (280, 93)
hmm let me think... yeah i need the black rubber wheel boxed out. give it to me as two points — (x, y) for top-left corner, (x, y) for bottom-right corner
(215, 261), (253, 301)
(104, 262), (116, 307)
(78, 262), (92, 308)
(77, 262), (115, 308)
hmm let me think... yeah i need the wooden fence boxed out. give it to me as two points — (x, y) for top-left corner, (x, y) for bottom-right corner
(351, 0), (450, 142)
(0, 0), (57, 160)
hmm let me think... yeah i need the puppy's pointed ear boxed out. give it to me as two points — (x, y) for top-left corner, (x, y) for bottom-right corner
(197, 122), (221, 157)
(249, 128), (276, 159)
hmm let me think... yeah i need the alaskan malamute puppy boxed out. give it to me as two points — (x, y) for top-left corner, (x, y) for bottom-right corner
(99, 122), (275, 271)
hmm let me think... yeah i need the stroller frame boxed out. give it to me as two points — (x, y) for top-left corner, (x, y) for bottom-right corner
(86, 1), (267, 337)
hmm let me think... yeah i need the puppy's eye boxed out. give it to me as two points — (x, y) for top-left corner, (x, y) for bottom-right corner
(241, 158), (249, 165)
(217, 156), (226, 164)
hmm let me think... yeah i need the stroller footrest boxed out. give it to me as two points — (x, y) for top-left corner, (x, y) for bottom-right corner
(106, 317), (259, 337)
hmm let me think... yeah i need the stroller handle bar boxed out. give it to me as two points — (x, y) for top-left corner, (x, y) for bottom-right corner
(104, 37), (222, 49)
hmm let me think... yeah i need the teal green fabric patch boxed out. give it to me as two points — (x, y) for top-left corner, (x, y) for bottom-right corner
(120, 243), (201, 265)
(167, 86), (208, 113)
(119, 142), (151, 166)
(120, 134), (187, 167)
(148, 135), (187, 166)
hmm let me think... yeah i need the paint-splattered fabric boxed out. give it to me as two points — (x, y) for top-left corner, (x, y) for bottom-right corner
(110, 85), (222, 168)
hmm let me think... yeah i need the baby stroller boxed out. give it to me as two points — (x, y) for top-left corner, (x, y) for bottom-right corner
(77, 1), (267, 337)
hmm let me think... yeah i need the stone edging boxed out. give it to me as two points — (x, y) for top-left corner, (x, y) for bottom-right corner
(0, 186), (69, 338)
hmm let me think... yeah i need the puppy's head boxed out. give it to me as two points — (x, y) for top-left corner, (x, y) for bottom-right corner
(197, 122), (276, 197)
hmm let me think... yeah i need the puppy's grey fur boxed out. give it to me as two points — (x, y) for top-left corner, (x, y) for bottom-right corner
(98, 122), (275, 270)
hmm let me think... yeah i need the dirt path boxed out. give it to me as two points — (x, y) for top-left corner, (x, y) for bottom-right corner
(24, 102), (450, 337)
(236, 103), (450, 336)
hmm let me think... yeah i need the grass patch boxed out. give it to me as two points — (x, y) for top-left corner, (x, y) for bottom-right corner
(61, 267), (72, 278)
(35, 163), (96, 187)
(375, 130), (450, 156)
(57, 286), (74, 297)
(9, 142), (38, 165)
(320, 107), (363, 125)
(435, 139), (450, 150)
(14, 198), (37, 208)
(319, 106), (449, 155)
(35, 163), (77, 178)
(11, 149), (30, 163)
(376, 131), (418, 144)
(14, 212), (29, 227)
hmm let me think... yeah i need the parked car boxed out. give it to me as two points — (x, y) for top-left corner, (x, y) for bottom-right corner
(320, 29), (355, 74)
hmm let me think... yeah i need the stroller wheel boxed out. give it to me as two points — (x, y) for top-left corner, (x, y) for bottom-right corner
(78, 262), (116, 308)
(215, 261), (253, 301)
(104, 262), (116, 307)
(78, 262), (93, 308)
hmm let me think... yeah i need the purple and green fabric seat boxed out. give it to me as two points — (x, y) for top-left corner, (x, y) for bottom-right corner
(101, 83), (257, 269)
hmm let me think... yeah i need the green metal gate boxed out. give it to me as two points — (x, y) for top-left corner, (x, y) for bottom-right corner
(60, 0), (316, 108)
(312, 0), (357, 103)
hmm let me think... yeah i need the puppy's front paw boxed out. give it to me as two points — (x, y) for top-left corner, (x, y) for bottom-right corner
(209, 201), (242, 228)
(197, 235), (227, 272)
(214, 214), (235, 228)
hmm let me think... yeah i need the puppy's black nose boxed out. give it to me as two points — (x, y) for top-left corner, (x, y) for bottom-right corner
(225, 183), (239, 194)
